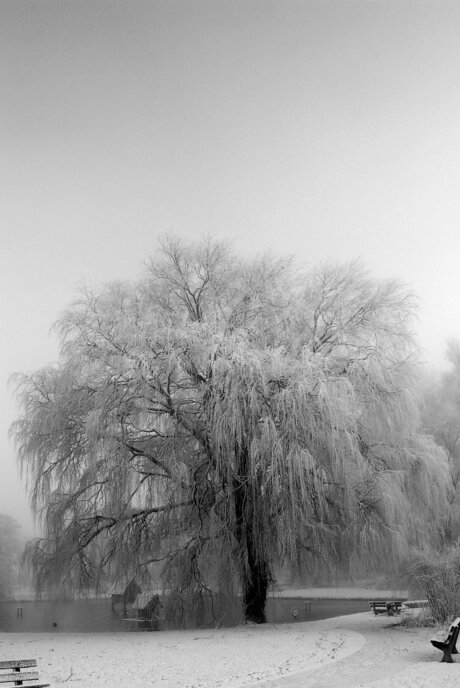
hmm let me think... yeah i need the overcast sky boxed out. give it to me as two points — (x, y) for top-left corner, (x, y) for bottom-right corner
(2, 0), (460, 534)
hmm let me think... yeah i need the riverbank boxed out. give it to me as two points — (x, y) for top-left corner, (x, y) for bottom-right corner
(276, 586), (408, 600)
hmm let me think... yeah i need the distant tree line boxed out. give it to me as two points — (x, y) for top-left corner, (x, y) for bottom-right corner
(0, 513), (21, 599)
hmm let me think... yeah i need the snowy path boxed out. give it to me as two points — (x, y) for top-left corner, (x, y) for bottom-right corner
(246, 614), (458, 688)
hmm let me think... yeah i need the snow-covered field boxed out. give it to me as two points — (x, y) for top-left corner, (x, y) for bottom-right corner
(0, 611), (458, 688)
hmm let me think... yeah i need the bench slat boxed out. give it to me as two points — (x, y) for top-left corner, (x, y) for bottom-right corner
(0, 671), (40, 682)
(0, 661), (37, 670)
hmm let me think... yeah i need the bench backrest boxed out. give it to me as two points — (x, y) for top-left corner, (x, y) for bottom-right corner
(446, 618), (460, 635)
(440, 618), (460, 645)
(0, 659), (44, 684)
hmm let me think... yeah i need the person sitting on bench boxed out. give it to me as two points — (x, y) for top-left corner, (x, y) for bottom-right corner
(143, 594), (164, 631)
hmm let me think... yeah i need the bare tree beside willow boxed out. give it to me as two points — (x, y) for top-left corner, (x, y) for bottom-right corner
(420, 339), (460, 540)
(11, 236), (452, 623)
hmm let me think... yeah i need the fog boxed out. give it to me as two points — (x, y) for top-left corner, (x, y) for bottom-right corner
(2, 0), (460, 534)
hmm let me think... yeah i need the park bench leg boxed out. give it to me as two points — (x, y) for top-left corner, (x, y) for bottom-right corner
(441, 631), (459, 662)
(452, 629), (460, 655)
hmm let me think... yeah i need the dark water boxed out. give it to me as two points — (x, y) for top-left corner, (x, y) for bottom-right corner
(267, 597), (369, 624)
(0, 597), (369, 633)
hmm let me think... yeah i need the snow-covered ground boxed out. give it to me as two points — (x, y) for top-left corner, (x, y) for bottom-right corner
(0, 611), (457, 688)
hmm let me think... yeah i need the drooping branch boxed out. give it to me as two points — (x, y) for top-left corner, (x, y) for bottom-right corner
(76, 500), (195, 550)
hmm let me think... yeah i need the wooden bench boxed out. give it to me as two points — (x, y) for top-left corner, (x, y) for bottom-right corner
(122, 616), (160, 631)
(123, 611), (164, 632)
(431, 617), (460, 663)
(368, 600), (403, 616)
(0, 659), (50, 686)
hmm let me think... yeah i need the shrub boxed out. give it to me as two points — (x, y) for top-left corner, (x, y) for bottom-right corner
(408, 545), (460, 624)
(400, 607), (434, 627)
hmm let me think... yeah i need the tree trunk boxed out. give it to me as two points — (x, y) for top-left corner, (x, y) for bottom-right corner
(234, 445), (269, 624)
(241, 533), (269, 624)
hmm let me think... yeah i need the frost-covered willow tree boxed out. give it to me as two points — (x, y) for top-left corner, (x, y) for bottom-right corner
(12, 236), (452, 623)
